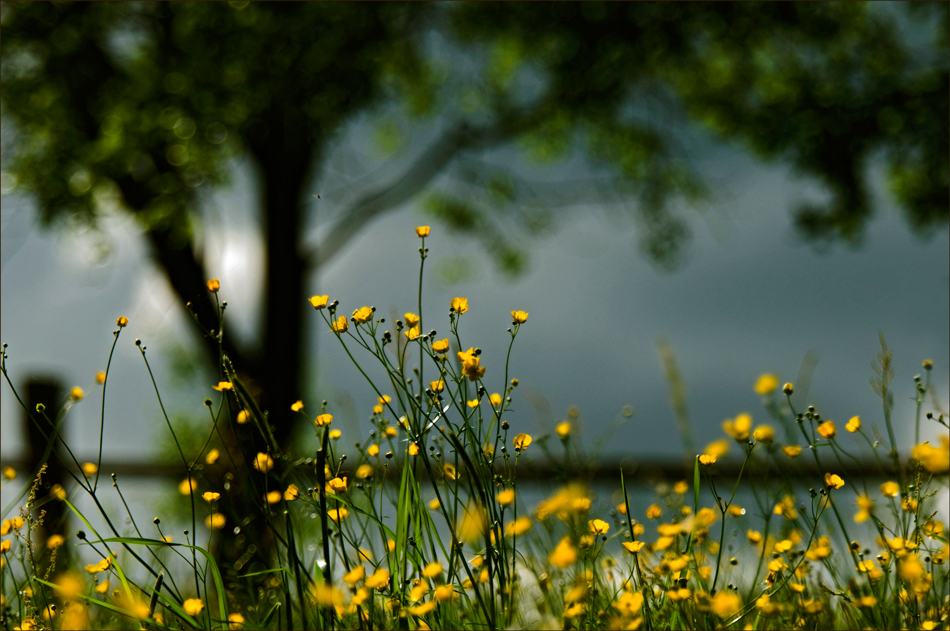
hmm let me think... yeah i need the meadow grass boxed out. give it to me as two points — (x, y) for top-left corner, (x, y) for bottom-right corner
(0, 227), (947, 630)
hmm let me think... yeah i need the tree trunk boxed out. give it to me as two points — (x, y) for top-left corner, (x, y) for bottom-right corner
(250, 106), (316, 449)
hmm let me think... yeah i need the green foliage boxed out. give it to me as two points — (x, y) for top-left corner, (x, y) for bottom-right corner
(1, 2), (432, 237)
(2, 2), (945, 267)
(451, 1), (948, 250)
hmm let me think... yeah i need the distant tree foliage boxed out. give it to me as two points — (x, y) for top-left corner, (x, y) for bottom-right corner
(2, 0), (946, 444)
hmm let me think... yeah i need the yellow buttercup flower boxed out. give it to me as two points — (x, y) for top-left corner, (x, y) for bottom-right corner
(588, 519), (609, 536)
(352, 306), (373, 324)
(489, 393), (502, 407)
(253, 452), (274, 473)
(880, 481), (900, 498)
(365, 568), (390, 589)
(343, 565), (365, 586)
(415, 226), (430, 238)
(315, 413), (333, 427)
(51, 484), (67, 501)
(423, 562), (443, 578)
(855, 494), (874, 523)
(556, 422), (571, 439)
(408, 601), (437, 616)
(512, 433), (532, 451)
(704, 439), (729, 458)
(206, 514), (227, 529)
(2, 467), (15, 480)
(435, 585), (457, 603)
(202, 492), (220, 503)
(116, 316), (129, 327)
(284, 484), (300, 501)
(237, 409), (250, 424)
(95, 371), (106, 384)
(511, 310), (528, 324)
(467, 398), (479, 408)
(450, 297), (468, 314)
(817, 420), (836, 439)
(506, 516), (533, 537)
(404, 313), (420, 327)
(330, 316), (349, 333)
(443, 463), (456, 480)
(768, 558), (788, 572)
(84, 558), (111, 574)
(782, 445), (802, 458)
(754, 374), (778, 395)
(81, 462), (98, 476)
(752, 425), (775, 444)
(264, 491), (281, 504)
(429, 379), (445, 393)
(457, 347), (485, 381)
(497, 489), (515, 506)
(404, 325), (421, 340)
(431, 339), (450, 354)
(428, 498), (441, 510)
(824, 473), (845, 490)
(213, 381), (232, 392)
(328, 508), (348, 523)
(327, 477), (348, 494)
(912, 435), (949, 473)
(51, 581), (85, 611)
(367, 444), (380, 457)
(548, 537), (577, 568)
(711, 592), (741, 618)
(179, 477), (198, 495)
(46, 535), (65, 550)
(457, 504), (487, 542)
(774, 496), (798, 520)
(309, 295), (329, 310)
(622, 541), (645, 554)
(646, 504), (662, 519)
(723, 414), (752, 441)
(205, 449), (219, 465)
(183, 598), (204, 616)
(747, 530), (763, 545)
(70, 387), (85, 401)
(206, 278), (220, 293)
(846, 416), (861, 432)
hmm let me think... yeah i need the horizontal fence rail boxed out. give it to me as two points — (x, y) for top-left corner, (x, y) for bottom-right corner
(0, 456), (902, 484)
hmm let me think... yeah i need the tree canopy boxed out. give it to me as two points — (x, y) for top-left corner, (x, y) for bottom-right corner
(2, 1), (947, 441)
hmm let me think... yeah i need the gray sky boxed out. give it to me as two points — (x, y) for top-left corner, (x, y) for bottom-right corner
(2, 121), (948, 469)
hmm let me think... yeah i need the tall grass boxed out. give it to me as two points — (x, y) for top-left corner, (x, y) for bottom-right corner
(1, 227), (947, 630)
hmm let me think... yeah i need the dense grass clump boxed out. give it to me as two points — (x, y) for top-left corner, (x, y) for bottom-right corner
(1, 228), (947, 630)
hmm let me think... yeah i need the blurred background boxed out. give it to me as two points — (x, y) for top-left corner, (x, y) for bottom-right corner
(2, 2), (948, 483)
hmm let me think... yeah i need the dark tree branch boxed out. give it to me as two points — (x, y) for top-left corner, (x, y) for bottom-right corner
(307, 121), (506, 269)
(142, 219), (248, 371)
